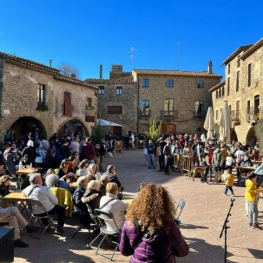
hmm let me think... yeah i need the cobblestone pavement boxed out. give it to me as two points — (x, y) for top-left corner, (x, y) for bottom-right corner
(12, 149), (263, 263)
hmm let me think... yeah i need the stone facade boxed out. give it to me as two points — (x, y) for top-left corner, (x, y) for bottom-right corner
(0, 52), (97, 141)
(133, 69), (221, 135)
(210, 38), (263, 144)
(85, 75), (137, 135)
(86, 64), (221, 136)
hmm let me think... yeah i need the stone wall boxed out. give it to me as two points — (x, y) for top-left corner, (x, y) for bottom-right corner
(0, 60), (96, 141)
(211, 44), (263, 144)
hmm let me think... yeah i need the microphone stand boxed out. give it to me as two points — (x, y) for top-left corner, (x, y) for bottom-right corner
(219, 198), (235, 263)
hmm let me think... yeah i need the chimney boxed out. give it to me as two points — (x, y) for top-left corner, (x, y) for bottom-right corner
(208, 60), (213, 74)
(100, 65), (103, 79)
(71, 73), (76, 79)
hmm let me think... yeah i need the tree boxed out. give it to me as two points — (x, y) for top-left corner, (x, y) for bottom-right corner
(57, 62), (80, 78)
(91, 123), (105, 144)
(145, 119), (162, 145)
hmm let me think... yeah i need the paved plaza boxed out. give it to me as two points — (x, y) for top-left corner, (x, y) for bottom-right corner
(12, 149), (263, 263)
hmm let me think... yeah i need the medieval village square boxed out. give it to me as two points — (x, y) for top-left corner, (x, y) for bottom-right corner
(1, 1), (263, 263)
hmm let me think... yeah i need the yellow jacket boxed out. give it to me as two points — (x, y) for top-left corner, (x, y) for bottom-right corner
(225, 173), (234, 187)
(245, 179), (257, 202)
(51, 187), (73, 217)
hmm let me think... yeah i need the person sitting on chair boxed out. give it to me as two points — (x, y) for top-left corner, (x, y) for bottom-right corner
(21, 173), (66, 235)
(106, 165), (122, 188)
(99, 182), (128, 231)
(0, 206), (41, 247)
(18, 154), (32, 170)
(99, 174), (110, 196)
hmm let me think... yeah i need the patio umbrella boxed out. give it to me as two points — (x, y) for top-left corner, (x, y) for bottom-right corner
(96, 119), (123, 127)
(218, 101), (231, 142)
(204, 107), (214, 139)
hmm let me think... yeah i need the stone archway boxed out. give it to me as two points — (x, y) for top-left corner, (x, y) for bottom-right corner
(161, 123), (176, 135)
(230, 128), (238, 142)
(10, 116), (47, 140)
(58, 118), (88, 138)
(246, 127), (256, 145)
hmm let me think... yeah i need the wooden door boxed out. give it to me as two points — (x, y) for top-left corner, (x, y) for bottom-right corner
(161, 123), (176, 135)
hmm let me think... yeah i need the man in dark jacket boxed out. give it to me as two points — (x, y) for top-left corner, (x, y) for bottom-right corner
(59, 139), (71, 161)
(82, 137), (96, 164)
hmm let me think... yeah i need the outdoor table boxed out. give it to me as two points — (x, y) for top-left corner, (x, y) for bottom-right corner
(2, 193), (33, 223)
(236, 166), (255, 177)
(16, 168), (36, 183)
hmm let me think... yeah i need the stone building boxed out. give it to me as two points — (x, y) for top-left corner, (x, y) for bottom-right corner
(85, 65), (137, 136)
(86, 63), (221, 136)
(209, 37), (263, 144)
(0, 52), (97, 141)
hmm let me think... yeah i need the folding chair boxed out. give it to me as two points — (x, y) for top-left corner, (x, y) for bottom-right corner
(86, 209), (121, 261)
(174, 198), (185, 225)
(26, 199), (55, 239)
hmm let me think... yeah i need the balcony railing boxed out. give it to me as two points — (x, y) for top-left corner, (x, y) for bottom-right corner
(160, 110), (178, 119)
(230, 110), (240, 125)
(139, 109), (151, 118)
(246, 107), (260, 123)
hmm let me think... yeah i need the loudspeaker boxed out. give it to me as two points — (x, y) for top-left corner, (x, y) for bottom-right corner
(0, 226), (14, 263)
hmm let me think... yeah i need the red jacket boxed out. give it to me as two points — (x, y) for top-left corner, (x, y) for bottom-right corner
(82, 142), (96, 160)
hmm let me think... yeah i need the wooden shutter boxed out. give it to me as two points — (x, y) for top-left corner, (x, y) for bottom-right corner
(64, 92), (72, 116)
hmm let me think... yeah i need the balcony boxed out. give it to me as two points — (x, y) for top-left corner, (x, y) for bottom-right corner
(160, 110), (178, 121)
(139, 109), (151, 119)
(246, 107), (260, 123)
(231, 110), (240, 125)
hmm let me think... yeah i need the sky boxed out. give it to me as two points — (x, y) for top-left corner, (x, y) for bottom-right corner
(0, 0), (262, 80)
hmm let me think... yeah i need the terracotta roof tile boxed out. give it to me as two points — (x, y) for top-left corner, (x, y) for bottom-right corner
(132, 69), (222, 78)
(0, 52), (59, 74)
(85, 78), (135, 84)
(209, 81), (225, 92)
(54, 75), (98, 89)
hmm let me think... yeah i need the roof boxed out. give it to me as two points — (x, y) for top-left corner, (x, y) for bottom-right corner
(221, 45), (253, 65)
(132, 69), (222, 78)
(240, 38), (263, 60)
(0, 52), (59, 75)
(85, 78), (135, 84)
(209, 81), (225, 92)
(54, 75), (98, 89)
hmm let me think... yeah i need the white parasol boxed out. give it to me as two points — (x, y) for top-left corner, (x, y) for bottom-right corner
(204, 107), (214, 139)
(218, 101), (231, 142)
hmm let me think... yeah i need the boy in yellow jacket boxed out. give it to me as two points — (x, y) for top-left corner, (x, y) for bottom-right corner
(223, 168), (235, 196)
(245, 173), (262, 230)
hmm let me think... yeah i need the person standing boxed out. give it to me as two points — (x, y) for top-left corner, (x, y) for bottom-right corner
(163, 139), (171, 175)
(223, 168), (235, 196)
(156, 137), (165, 172)
(82, 137), (96, 164)
(146, 140), (155, 169)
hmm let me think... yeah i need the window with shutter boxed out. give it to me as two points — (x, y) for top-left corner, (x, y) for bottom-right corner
(64, 92), (72, 116)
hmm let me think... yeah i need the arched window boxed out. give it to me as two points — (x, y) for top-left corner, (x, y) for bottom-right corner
(164, 99), (174, 116)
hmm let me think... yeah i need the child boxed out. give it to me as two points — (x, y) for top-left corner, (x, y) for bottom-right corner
(223, 168), (235, 196)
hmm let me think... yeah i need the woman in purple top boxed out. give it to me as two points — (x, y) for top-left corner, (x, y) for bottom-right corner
(120, 183), (189, 263)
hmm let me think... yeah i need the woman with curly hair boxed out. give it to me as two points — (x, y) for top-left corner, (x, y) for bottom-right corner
(120, 183), (189, 263)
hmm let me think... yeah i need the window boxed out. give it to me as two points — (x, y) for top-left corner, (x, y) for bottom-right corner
(247, 100), (250, 114)
(229, 105), (231, 113)
(248, 63), (251, 87)
(38, 84), (46, 105)
(107, 106), (122, 114)
(164, 99), (174, 116)
(219, 89), (221, 98)
(142, 79), (149, 87)
(216, 110), (218, 120)
(98, 86), (104, 95)
(197, 80), (204, 88)
(222, 86), (225, 96)
(116, 86), (122, 95)
(236, 71), (239, 92)
(141, 100), (150, 116)
(166, 79), (174, 87)
(237, 56), (240, 68)
(227, 77), (230, 96)
(216, 90), (218, 99)
(64, 92), (72, 116)
(195, 101), (204, 116)
(228, 63), (230, 74)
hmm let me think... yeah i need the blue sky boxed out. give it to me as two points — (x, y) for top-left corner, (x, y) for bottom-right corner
(0, 0), (262, 80)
